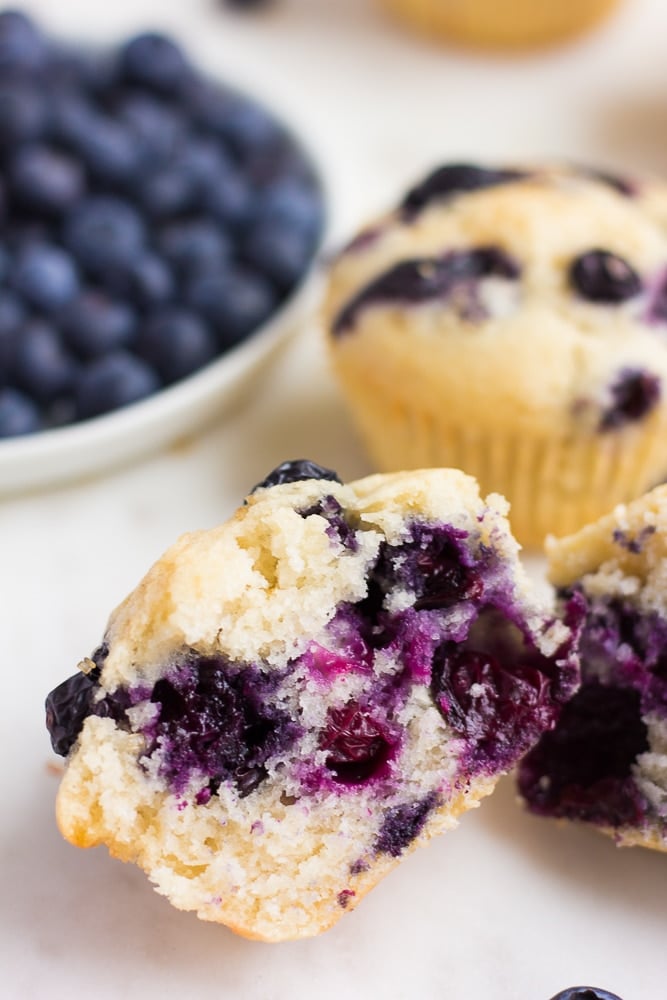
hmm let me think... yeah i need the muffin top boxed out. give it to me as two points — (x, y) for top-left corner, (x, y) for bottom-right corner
(324, 164), (667, 436)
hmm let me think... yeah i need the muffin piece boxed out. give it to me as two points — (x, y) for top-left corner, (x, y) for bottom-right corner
(47, 461), (579, 941)
(324, 163), (667, 548)
(519, 485), (667, 852)
(376, 0), (621, 50)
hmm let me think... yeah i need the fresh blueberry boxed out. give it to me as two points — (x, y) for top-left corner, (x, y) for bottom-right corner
(548, 987), (624, 1000)
(136, 308), (217, 383)
(176, 137), (234, 190)
(570, 249), (641, 303)
(251, 459), (342, 492)
(116, 91), (184, 160)
(60, 291), (137, 358)
(64, 197), (146, 276)
(100, 251), (175, 310)
(0, 385), (40, 437)
(0, 80), (48, 146)
(75, 350), (160, 420)
(241, 222), (314, 290)
(137, 164), (197, 219)
(0, 243), (9, 283)
(119, 33), (190, 95)
(9, 145), (85, 214)
(600, 369), (661, 430)
(11, 319), (78, 402)
(401, 163), (526, 217)
(12, 243), (80, 311)
(49, 90), (95, 147)
(159, 218), (232, 272)
(0, 10), (49, 75)
(202, 170), (254, 229)
(0, 293), (25, 379)
(212, 95), (283, 159)
(253, 178), (323, 236)
(70, 113), (143, 185)
(185, 264), (276, 347)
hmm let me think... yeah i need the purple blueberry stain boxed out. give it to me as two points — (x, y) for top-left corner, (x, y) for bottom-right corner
(299, 494), (358, 551)
(569, 249), (642, 303)
(600, 369), (661, 431)
(337, 889), (355, 909)
(400, 163), (527, 219)
(332, 247), (520, 335)
(612, 525), (656, 554)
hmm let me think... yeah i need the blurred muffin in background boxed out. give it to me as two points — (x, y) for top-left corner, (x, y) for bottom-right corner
(377, 0), (623, 49)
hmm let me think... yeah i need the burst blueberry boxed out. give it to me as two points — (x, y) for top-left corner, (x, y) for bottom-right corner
(401, 163), (526, 217)
(600, 368), (661, 430)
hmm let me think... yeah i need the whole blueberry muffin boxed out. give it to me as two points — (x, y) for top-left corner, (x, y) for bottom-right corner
(46, 461), (578, 941)
(519, 485), (667, 852)
(324, 164), (667, 548)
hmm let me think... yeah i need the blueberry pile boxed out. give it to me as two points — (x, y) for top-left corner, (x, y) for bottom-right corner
(0, 11), (323, 438)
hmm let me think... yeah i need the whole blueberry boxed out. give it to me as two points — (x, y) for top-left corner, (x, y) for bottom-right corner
(0, 80), (47, 146)
(159, 218), (232, 272)
(71, 114), (142, 185)
(212, 95), (282, 158)
(45, 668), (100, 757)
(251, 459), (342, 493)
(203, 171), (254, 229)
(137, 164), (197, 219)
(0, 385), (40, 437)
(185, 264), (276, 347)
(548, 989), (623, 1000)
(116, 91), (184, 160)
(60, 291), (137, 358)
(241, 222), (314, 290)
(176, 137), (234, 191)
(0, 10), (49, 75)
(11, 319), (78, 402)
(122, 253), (175, 308)
(64, 197), (146, 276)
(0, 292), (26, 379)
(9, 145), (85, 214)
(49, 91), (95, 147)
(119, 33), (190, 95)
(75, 350), (160, 420)
(12, 243), (80, 311)
(253, 178), (323, 236)
(137, 308), (217, 383)
(570, 249), (641, 303)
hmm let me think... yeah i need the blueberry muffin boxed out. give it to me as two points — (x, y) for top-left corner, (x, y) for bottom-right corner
(519, 485), (667, 852)
(324, 164), (667, 548)
(46, 460), (579, 941)
(377, 0), (621, 49)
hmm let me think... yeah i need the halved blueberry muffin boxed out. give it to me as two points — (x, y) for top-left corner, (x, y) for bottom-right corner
(519, 485), (667, 851)
(47, 461), (579, 940)
(324, 164), (667, 547)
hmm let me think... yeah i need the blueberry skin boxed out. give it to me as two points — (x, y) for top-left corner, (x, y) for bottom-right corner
(70, 114), (142, 185)
(60, 291), (137, 359)
(119, 33), (190, 95)
(549, 988), (624, 1000)
(9, 144), (85, 214)
(202, 170), (254, 229)
(12, 243), (80, 311)
(0, 10), (49, 75)
(0, 80), (48, 147)
(0, 385), (40, 437)
(137, 164), (197, 219)
(121, 253), (175, 309)
(570, 249), (641, 303)
(11, 319), (78, 402)
(185, 264), (277, 347)
(241, 223), (315, 291)
(137, 308), (217, 383)
(253, 178), (323, 237)
(64, 197), (146, 276)
(116, 92), (184, 160)
(0, 292), (26, 379)
(251, 459), (342, 493)
(75, 350), (161, 420)
(45, 669), (99, 756)
(159, 218), (232, 272)
(401, 163), (526, 217)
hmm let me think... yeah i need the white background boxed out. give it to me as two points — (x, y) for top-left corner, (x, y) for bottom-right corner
(3, 1), (667, 997)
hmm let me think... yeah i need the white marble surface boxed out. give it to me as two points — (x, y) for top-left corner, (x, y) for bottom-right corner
(3, 1), (667, 997)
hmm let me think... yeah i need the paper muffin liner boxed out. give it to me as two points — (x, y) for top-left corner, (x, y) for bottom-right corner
(336, 370), (667, 548)
(377, 0), (621, 49)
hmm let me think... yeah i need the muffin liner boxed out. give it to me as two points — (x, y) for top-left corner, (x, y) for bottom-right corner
(377, 0), (621, 49)
(336, 369), (667, 548)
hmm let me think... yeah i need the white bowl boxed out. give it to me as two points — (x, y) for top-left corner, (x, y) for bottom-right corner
(0, 257), (324, 495)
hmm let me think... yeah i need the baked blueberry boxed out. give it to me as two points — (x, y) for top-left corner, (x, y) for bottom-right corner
(600, 369), (661, 430)
(569, 249), (641, 303)
(48, 467), (578, 940)
(549, 989), (624, 1000)
(401, 162), (526, 217)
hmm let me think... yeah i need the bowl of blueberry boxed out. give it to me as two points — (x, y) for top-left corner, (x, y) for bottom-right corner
(0, 10), (325, 492)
